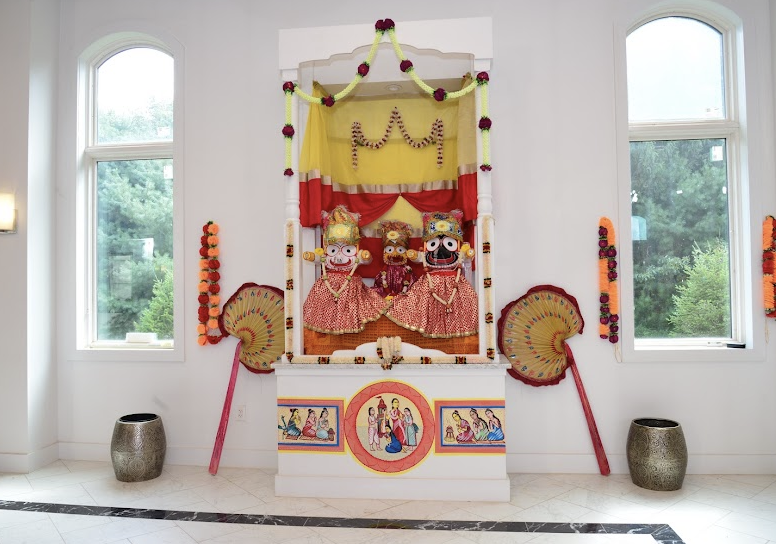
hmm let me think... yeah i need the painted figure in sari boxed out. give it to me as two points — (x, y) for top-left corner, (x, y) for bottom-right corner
(386, 210), (478, 338)
(470, 408), (489, 442)
(384, 422), (403, 454)
(451, 410), (475, 443)
(302, 205), (389, 334)
(278, 408), (302, 437)
(388, 398), (406, 446)
(315, 408), (330, 440)
(301, 409), (317, 438)
(486, 408), (504, 441)
(376, 396), (388, 438)
(372, 220), (416, 298)
(367, 406), (380, 451)
(403, 407), (418, 451)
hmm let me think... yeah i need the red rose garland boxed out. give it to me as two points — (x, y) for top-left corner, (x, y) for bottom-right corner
(763, 216), (776, 317)
(197, 221), (225, 345)
(598, 217), (619, 343)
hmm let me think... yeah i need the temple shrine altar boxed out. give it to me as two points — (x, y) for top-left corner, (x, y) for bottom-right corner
(276, 16), (507, 501)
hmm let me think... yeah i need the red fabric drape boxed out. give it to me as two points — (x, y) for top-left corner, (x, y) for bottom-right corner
(299, 172), (478, 229)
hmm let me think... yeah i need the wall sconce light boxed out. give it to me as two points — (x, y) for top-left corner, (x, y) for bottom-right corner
(0, 193), (17, 234)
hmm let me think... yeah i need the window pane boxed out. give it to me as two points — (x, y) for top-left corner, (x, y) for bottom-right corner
(630, 139), (731, 339)
(96, 159), (174, 342)
(97, 48), (173, 144)
(627, 17), (724, 121)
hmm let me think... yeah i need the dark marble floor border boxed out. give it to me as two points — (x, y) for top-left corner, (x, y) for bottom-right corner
(0, 500), (685, 543)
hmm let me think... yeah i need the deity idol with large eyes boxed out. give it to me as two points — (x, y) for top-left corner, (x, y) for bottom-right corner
(386, 210), (478, 338)
(303, 205), (390, 334)
(372, 220), (417, 299)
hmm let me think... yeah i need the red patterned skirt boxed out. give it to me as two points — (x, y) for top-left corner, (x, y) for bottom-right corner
(387, 270), (478, 338)
(303, 272), (390, 334)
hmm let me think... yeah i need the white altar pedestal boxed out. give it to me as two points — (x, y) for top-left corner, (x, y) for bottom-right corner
(274, 363), (510, 502)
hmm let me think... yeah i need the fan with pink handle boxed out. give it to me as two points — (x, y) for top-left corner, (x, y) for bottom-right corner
(498, 284), (610, 475)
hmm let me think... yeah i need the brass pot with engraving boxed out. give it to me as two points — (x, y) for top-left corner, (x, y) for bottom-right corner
(110, 413), (166, 482)
(627, 418), (687, 491)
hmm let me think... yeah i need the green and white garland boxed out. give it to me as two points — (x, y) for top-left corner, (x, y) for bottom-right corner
(282, 18), (492, 176)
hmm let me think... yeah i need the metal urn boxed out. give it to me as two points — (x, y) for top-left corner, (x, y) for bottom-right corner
(626, 418), (687, 491)
(110, 413), (166, 482)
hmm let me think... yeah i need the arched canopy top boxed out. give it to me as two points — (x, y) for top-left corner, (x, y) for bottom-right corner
(279, 17), (493, 81)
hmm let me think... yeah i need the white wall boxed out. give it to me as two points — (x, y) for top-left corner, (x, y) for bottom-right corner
(1, 0), (772, 474)
(0, 0), (32, 471)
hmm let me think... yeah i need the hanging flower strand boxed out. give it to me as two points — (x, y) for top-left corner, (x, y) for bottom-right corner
(763, 215), (776, 317)
(598, 217), (619, 343)
(197, 221), (225, 345)
(351, 107), (443, 169)
(477, 72), (492, 171)
(281, 18), (492, 175)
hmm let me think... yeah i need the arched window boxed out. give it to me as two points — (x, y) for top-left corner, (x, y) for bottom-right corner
(622, 11), (751, 355)
(79, 40), (178, 351)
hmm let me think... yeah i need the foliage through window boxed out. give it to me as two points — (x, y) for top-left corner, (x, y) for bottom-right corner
(626, 16), (737, 342)
(88, 46), (175, 346)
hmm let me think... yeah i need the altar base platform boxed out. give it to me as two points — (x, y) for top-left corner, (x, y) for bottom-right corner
(274, 363), (510, 502)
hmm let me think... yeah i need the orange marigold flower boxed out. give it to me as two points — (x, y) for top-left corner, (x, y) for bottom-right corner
(207, 318), (219, 329)
(197, 335), (208, 346)
(207, 247), (220, 257)
(764, 217), (775, 250)
(207, 223), (220, 234)
(196, 324), (207, 334)
(208, 307), (220, 317)
(199, 259), (210, 269)
(207, 235), (219, 246)
(209, 295), (220, 305)
(598, 259), (608, 291)
(199, 270), (209, 280)
(198, 281), (209, 292)
(609, 287), (619, 314)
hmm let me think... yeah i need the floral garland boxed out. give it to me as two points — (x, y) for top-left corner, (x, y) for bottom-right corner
(197, 221), (225, 345)
(598, 217), (619, 343)
(351, 107), (443, 169)
(282, 18), (492, 176)
(764, 216), (776, 317)
(477, 72), (492, 171)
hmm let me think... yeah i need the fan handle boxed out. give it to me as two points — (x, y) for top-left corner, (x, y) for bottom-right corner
(209, 343), (242, 475)
(565, 343), (610, 476)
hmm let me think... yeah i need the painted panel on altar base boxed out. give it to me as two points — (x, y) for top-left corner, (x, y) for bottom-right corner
(344, 380), (435, 474)
(434, 400), (505, 454)
(277, 398), (345, 452)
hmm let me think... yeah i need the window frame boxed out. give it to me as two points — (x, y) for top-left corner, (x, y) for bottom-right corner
(615, 6), (764, 363)
(73, 33), (184, 362)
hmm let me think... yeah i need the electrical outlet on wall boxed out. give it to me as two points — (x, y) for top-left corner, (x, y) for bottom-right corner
(235, 404), (246, 422)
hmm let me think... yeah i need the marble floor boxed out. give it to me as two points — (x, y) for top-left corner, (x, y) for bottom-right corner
(1, 462), (775, 543)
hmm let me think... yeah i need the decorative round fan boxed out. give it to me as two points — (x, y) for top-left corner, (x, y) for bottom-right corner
(218, 283), (284, 373)
(210, 282), (284, 476)
(498, 284), (584, 386)
(498, 284), (610, 475)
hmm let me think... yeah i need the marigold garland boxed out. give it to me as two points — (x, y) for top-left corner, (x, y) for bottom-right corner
(282, 18), (492, 176)
(351, 107), (443, 169)
(197, 221), (225, 345)
(763, 216), (776, 317)
(598, 217), (619, 343)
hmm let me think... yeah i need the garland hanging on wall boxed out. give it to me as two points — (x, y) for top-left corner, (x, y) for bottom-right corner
(351, 107), (443, 169)
(282, 18), (492, 176)
(598, 217), (619, 343)
(197, 221), (225, 345)
(764, 215), (776, 317)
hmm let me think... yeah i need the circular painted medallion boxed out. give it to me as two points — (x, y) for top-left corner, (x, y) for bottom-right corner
(344, 381), (434, 474)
